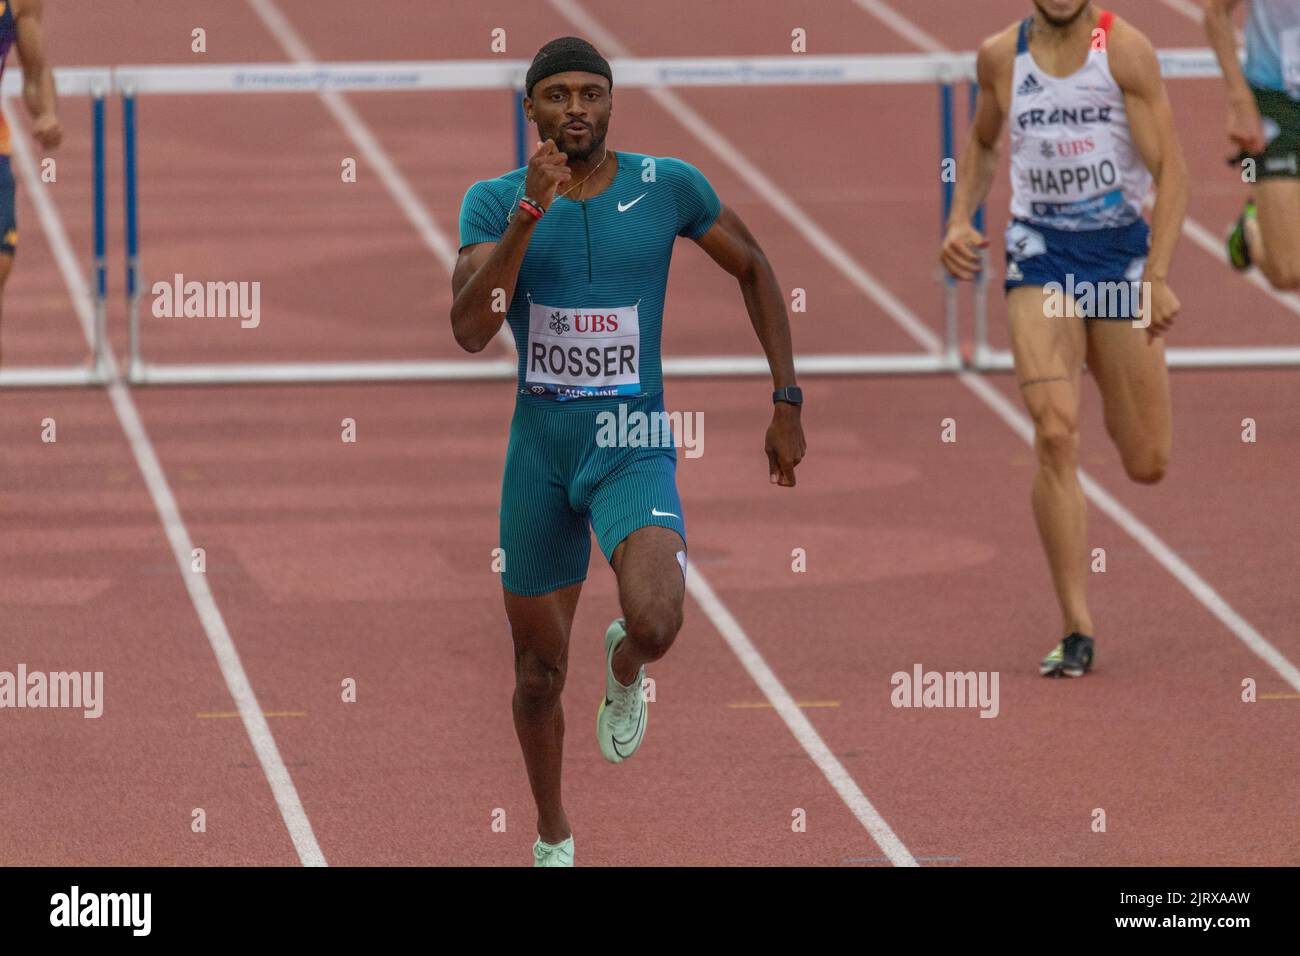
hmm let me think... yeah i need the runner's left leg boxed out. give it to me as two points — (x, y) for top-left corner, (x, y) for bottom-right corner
(610, 525), (686, 684)
(1249, 177), (1300, 290)
(585, 407), (689, 685)
(1085, 319), (1172, 485)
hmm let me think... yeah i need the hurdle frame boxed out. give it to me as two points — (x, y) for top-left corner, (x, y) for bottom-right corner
(114, 51), (1300, 386)
(116, 56), (976, 386)
(0, 67), (110, 387)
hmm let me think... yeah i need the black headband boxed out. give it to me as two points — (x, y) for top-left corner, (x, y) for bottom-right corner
(526, 37), (612, 98)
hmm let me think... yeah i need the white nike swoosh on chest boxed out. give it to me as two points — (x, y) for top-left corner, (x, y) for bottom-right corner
(618, 194), (647, 212)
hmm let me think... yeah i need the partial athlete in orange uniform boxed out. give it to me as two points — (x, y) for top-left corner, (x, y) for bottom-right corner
(0, 0), (63, 365)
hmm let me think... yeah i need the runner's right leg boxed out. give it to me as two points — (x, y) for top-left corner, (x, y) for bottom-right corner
(505, 583), (582, 845)
(499, 400), (593, 849)
(1006, 286), (1092, 638)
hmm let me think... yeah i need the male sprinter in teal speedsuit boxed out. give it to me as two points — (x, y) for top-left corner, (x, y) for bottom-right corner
(451, 37), (805, 866)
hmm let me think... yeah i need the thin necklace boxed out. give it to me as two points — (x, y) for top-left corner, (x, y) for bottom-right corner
(556, 148), (609, 201)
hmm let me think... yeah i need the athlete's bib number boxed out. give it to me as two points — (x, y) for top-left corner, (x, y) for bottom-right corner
(1282, 28), (1300, 93)
(1021, 137), (1126, 225)
(524, 300), (641, 400)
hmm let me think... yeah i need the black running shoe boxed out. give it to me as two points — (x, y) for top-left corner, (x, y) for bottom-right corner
(1040, 632), (1095, 678)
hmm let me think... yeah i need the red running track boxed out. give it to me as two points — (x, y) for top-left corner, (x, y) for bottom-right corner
(1, 0), (1296, 866)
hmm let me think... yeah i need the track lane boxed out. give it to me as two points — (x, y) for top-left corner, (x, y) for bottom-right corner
(15, 0), (1294, 868)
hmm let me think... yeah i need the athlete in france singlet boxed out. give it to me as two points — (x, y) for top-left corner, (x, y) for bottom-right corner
(1008, 9), (1151, 231)
(1003, 9), (1153, 316)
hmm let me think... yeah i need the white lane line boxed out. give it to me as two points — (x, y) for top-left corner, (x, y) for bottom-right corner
(244, 0), (514, 355)
(686, 570), (918, 866)
(7, 104), (328, 867)
(547, 0), (920, 867)
(850, 0), (947, 54)
(1157, 0), (1207, 23)
(853, 0), (1300, 691)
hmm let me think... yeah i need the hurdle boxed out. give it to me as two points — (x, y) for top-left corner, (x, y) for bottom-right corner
(115, 55), (975, 385)
(114, 51), (1300, 386)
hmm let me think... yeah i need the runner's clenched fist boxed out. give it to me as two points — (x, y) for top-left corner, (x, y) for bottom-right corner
(525, 139), (572, 211)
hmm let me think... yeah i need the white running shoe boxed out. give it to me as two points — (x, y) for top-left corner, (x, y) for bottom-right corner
(533, 835), (574, 867)
(596, 618), (647, 764)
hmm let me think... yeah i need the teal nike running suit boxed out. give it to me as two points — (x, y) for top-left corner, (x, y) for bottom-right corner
(458, 152), (721, 596)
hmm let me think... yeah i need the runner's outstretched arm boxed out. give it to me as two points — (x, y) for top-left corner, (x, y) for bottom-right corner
(693, 205), (806, 487)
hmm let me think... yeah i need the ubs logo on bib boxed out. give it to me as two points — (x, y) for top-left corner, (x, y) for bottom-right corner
(525, 300), (643, 399)
(574, 313), (620, 333)
(1042, 137), (1095, 160)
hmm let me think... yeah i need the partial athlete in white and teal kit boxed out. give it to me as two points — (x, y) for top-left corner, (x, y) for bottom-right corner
(1241, 0), (1300, 178)
(458, 152), (721, 596)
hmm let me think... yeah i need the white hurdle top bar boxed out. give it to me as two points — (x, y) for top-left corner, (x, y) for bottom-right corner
(0, 50), (1227, 97)
(0, 67), (111, 97)
(112, 49), (1225, 95)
